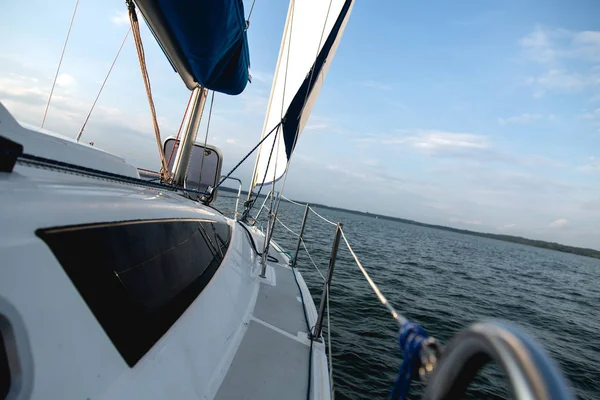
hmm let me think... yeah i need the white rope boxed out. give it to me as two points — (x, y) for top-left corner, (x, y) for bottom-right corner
(301, 239), (326, 281)
(276, 217), (299, 237)
(340, 228), (406, 326)
(281, 194), (306, 207)
(326, 284), (334, 397)
(309, 207), (337, 227)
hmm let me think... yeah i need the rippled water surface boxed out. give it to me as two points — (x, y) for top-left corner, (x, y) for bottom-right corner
(214, 195), (600, 399)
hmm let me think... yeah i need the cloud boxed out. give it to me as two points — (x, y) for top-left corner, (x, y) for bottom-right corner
(111, 10), (129, 26)
(578, 108), (600, 119)
(56, 73), (76, 88)
(548, 218), (568, 229)
(520, 26), (600, 64)
(360, 130), (494, 159)
(497, 113), (544, 125)
(249, 70), (274, 84)
(499, 223), (517, 230)
(534, 69), (586, 92)
(579, 156), (600, 172)
(520, 26), (562, 64)
(405, 131), (488, 151)
(360, 80), (393, 91)
(520, 26), (600, 97)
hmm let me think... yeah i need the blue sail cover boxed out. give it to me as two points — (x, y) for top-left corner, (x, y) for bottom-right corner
(139, 0), (250, 95)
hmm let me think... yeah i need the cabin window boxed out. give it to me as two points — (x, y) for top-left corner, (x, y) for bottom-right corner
(0, 327), (9, 399)
(36, 218), (231, 366)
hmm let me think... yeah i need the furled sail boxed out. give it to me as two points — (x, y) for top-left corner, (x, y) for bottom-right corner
(251, 0), (354, 188)
(134, 0), (250, 95)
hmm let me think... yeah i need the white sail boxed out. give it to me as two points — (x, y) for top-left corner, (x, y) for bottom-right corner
(251, 0), (354, 188)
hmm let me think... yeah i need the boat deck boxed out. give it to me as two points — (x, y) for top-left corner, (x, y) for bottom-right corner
(215, 229), (328, 399)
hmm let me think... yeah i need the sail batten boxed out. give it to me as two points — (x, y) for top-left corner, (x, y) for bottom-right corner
(251, 0), (354, 188)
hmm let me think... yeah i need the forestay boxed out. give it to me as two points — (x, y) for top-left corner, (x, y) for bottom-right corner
(251, 0), (354, 187)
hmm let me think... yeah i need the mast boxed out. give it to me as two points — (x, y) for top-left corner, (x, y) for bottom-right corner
(171, 86), (208, 186)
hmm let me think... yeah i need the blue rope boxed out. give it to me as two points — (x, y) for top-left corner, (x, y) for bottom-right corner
(390, 322), (430, 400)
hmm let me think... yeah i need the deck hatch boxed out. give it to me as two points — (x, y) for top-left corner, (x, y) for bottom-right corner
(36, 218), (231, 366)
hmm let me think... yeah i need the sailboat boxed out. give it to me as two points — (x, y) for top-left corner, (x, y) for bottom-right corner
(0, 0), (352, 398)
(0, 0), (576, 399)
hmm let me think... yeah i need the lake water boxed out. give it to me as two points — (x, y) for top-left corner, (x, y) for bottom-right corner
(214, 195), (600, 399)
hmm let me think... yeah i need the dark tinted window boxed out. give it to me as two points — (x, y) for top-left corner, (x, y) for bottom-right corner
(37, 219), (231, 366)
(0, 329), (9, 399)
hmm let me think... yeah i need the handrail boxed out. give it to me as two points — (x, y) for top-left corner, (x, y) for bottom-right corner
(423, 321), (573, 400)
(218, 175), (242, 220)
(271, 195), (574, 399)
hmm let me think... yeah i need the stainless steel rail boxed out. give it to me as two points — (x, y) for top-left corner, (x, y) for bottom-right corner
(219, 175), (242, 220)
(423, 321), (573, 400)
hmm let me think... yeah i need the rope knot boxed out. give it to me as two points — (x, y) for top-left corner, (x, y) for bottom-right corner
(390, 322), (430, 400)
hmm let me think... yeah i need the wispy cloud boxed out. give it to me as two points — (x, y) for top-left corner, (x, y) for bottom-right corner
(56, 73), (76, 89)
(520, 26), (600, 64)
(520, 26), (600, 98)
(497, 113), (544, 125)
(249, 70), (273, 84)
(548, 218), (568, 229)
(578, 108), (600, 119)
(110, 10), (129, 26)
(304, 115), (333, 131)
(360, 80), (393, 91)
(579, 156), (600, 173)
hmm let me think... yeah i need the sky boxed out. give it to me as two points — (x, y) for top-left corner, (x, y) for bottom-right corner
(1, 0), (599, 249)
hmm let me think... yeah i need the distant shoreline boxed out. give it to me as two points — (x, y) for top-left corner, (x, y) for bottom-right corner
(218, 187), (600, 260)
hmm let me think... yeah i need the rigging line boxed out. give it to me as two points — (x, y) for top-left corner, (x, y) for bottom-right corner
(281, 194), (305, 207)
(166, 90), (194, 168)
(269, 0), (334, 206)
(127, 0), (169, 179)
(340, 228), (406, 326)
(241, 125), (279, 217)
(301, 238), (326, 281)
(247, 4), (290, 191)
(289, 0), (333, 156)
(268, 0), (294, 186)
(246, 0), (258, 24)
(76, 27), (131, 142)
(137, 167), (160, 175)
(41, 0), (80, 128)
(275, 216), (299, 237)
(308, 206), (337, 227)
(214, 122), (280, 190)
(197, 90), (215, 190)
(253, 189), (272, 221)
(275, 213), (326, 281)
